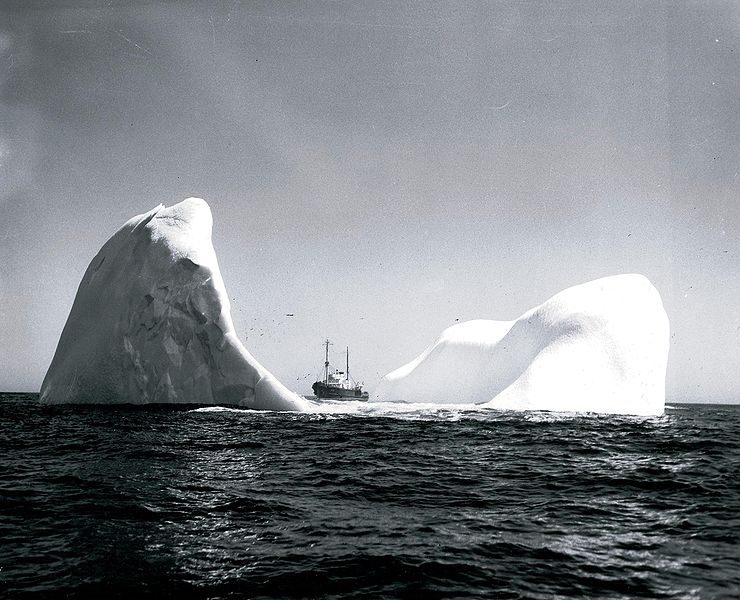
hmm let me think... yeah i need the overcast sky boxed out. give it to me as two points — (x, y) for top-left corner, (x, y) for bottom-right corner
(1, 1), (738, 401)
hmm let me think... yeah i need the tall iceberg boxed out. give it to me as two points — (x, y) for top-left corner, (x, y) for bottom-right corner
(40, 198), (308, 411)
(374, 275), (669, 416)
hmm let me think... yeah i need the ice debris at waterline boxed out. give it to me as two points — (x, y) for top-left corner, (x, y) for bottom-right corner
(40, 198), (308, 411)
(375, 275), (669, 416)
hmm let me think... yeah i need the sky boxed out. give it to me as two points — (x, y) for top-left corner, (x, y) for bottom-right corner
(0, 0), (738, 401)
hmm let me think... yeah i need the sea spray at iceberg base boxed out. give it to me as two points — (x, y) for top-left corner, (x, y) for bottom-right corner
(40, 198), (308, 411)
(375, 274), (669, 416)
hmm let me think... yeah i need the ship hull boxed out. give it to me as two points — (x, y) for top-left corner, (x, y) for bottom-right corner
(312, 382), (369, 401)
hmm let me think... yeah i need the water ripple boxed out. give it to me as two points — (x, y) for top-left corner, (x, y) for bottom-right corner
(1, 394), (739, 598)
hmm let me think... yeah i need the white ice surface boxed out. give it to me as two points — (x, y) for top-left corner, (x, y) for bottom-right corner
(40, 198), (308, 410)
(374, 275), (669, 416)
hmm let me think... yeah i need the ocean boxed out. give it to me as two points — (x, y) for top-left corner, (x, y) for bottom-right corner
(1, 393), (738, 599)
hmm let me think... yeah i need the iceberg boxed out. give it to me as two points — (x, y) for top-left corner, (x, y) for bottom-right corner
(374, 275), (669, 416)
(40, 198), (308, 411)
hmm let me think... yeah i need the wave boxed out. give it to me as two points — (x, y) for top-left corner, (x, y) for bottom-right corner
(189, 398), (671, 424)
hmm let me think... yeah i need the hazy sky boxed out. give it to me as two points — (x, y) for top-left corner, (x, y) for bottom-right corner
(1, 1), (738, 401)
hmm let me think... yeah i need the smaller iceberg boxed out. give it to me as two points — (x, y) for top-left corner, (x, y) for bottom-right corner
(40, 198), (308, 411)
(374, 275), (669, 416)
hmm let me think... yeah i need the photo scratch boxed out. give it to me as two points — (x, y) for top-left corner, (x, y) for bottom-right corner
(115, 30), (152, 56)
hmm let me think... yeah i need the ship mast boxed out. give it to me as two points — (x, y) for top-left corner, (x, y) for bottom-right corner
(346, 346), (349, 382)
(324, 339), (331, 385)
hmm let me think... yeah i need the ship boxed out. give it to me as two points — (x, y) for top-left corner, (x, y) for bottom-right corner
(312, 340), (370, 401)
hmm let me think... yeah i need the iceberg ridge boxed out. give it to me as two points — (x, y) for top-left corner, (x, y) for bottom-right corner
(374, 274), (669, 416)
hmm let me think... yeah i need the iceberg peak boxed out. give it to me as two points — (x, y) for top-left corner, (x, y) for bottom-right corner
(41, 197), (308, 411)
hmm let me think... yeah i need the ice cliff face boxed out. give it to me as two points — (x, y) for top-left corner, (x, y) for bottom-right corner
(374, 275), (669, 416)
(40, 198), (308, 410)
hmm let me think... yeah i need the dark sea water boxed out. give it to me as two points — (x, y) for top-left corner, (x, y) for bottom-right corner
(1, 393), (739, 599)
